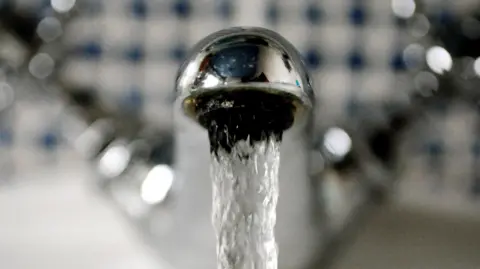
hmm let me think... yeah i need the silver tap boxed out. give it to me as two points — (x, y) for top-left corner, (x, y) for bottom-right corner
(166, 26), (352, 269)
(175, 27), (314, 130)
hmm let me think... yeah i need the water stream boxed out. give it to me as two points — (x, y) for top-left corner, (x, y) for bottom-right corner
(210, 136), (281, 269)
(190, 88), (297, 269)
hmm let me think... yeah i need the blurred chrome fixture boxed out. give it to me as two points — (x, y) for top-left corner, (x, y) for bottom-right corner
(364, 0), (480, 207)
(0, 0), (177, 215)
(308, 123), (398, 268)
(94, 130), (176, 217)
(0, 61), (16, 183)
(391, 0), (416, 19)
(51, 0), (77, 13)
(398, 0), (480, 102)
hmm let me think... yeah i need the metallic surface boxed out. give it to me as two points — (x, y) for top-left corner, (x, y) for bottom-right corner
(176, 27), (314, 129)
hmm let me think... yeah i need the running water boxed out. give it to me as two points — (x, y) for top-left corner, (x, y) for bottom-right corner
(210, 136), (281, 269)
(189, 87), (296, 269)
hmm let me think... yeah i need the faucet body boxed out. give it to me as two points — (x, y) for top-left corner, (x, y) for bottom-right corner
(175, 27), (314, 133)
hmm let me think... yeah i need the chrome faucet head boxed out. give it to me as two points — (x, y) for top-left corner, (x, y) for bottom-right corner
(175, 27), (315, 134)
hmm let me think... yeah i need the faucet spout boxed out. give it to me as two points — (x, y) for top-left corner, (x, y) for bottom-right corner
(175, 27), (315, 142)
(172, 27), (325, 269)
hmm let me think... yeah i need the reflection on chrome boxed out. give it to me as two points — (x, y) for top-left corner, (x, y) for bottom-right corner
(97, 142), (131, 178)
(403, 43), (425, 69)
(323, 127), (352, 161)
(36, 17), (63, 43)
(175, 27), (314, 123)
(0, 82), (14, 111)
(73, 119), (114, 158)
(410, 14), (430, 38)
(414, 71), (439, 97)
(474, 57), (480, 77)
(28, 53), (55, 79)
(426, 46), (453, 75)
(391, 0), (416, 19)
(321, 171), (361, 232)
(201, 74), (222, 88)
(51, 0), (77, 13)
(141, 164), (175, 205)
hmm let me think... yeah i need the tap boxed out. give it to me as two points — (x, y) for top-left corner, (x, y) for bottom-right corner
(165, 26), (369, 269)
(175, 27), (314, 131)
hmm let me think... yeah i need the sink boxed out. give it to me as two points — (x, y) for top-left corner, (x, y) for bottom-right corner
(333, 202), (480, 269)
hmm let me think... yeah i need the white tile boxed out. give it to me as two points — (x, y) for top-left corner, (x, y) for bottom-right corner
(186, 18), (229, 46)
(101, 17), (143, 48)
(96, 60), (135, 91)
(314, 24), (355, 58)
(145, 18), (181, 51)
(232, 0), (267, 27)
(276, 23), (310, 52)
(143, 62), (177, 96)
(358, 70), (395, 102)
(60, 60), (99, 88)
(63, 18), (104, 46)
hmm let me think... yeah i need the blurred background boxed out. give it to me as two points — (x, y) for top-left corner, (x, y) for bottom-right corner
(0, 0), (480, 268)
